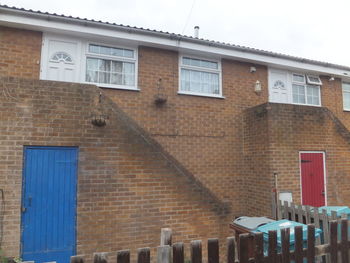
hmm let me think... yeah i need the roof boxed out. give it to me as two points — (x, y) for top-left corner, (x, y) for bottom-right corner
(1, 4), (350, 73)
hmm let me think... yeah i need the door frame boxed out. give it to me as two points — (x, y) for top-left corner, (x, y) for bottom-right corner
(20, 145), (79, 259)
(299, 151), (327, 206)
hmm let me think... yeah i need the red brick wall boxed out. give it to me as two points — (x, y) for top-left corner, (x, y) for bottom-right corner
(104, 46), (269, 216)
(244, 103), (350, 216)
(0, 26), (42, 78)
(0, 77), (230, 259)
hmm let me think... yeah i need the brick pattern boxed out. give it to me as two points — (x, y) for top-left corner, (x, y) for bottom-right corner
(244, 103), (350, 215)
(0, 77), (231, 259)
(104, 46), (269, 216)
(0, 26), (42, 79)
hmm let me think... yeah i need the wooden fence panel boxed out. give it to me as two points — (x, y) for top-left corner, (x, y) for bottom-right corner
(172, 242), (184, 263)
(226, 237), (235, 263)
(330, 221), (338, 263)
(117, 250), (130, 263)
(291, 202), (296, 221)
(191, 240), (202, 263)
(254, 232), (264, 263)
(71, 256), (84, 263)
(281, 228), (290, 263)
(239, 234), (250, 263)
(341, 218), (349, 263)
(268, 230), (277, 263)
(207, 238), (219, 263)
(137, 248), (150, 263)
(306, 224), (315, 263)
(294, 226), (303, 263)
(94, 253), (108, 263)
(297, 205), (303, 223)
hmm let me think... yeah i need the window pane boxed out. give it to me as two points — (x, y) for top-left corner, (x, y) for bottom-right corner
(292, 84), (305, 104)
(86, 70), (98, 82)
(293, 74), (305, 83)
(89, 44), (134, 58)
(306, 85), (320, 105)
(86, 58), (98, 70)
(86, 57), (135, 87)
(111, 73), (122, 85)
(344, 92), (350, 109)
(123, 49), (134, 58)
(180, 68), (220, 95)
(111, 48), (123, 57)
(343, 83), (350, 92)
(111, 61), (123, 73)
(307, 75), (321, 84)
(182, 57), (218, 69)
(89, 44), (100, 54)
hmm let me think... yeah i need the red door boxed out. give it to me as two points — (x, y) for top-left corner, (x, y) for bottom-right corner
(300, 152), (326, 207)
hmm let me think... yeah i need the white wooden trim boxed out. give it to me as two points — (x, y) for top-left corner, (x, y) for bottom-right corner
(299, 151), (327, 206)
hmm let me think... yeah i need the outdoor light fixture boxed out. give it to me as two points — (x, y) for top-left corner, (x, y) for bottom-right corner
(250, 66), (256, 73)
(254, 80), (262, 93)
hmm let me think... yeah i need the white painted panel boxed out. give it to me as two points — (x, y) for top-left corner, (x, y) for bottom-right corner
(44, 38), (79, 82)
(47, 66), (59, 81)
(63, 68), (74, 82)
(269, 69), (290, 103)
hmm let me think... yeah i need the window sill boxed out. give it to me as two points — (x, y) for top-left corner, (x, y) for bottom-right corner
(292, 102), (321, 107)
(177, 91), (225, 99)
(343, 108), (350, 112)
(85, 82), (140, 91)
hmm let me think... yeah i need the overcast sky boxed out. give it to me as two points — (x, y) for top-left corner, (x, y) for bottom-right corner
(2, 0), (350, 66)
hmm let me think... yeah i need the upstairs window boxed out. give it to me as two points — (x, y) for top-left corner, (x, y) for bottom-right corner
(292, 73), (321, 106)
(179, 56), (222, 97)
(343, 83), (350, 111)
(85, 44), (137, 89)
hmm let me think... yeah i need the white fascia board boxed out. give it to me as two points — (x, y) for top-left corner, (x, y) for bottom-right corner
(2, 12), (350, 80)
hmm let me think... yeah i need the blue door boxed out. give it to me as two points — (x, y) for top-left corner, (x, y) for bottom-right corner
(22, 146), (78, 263)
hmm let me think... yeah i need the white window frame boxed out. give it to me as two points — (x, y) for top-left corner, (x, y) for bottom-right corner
(83, 42), (139, 90)
(306, 75), (322, 85)
(292, 73), (321, 106)
(342, 82), (350, 111)
(178, 55), (223, 98)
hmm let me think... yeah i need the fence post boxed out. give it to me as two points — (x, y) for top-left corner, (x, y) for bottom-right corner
(254, 233), (264, 263)
(306, 225), (315, 263)
(340, 218), (349, 263)
(191, 240), (202, 263)
(305, 206), (311, 224)
(268, 230), (277, 263)
(94, 253), (108, 263)
(71, 256), (84, 263)
(173, 242), (184, 263)
(283, 201), (289, 220)
(294, 226), (303, 263)
(226, 236), (235, 263)
(239, 234), (250, 263)
(160, 228), (172, 246)
(207, 238), (219, 263)
(281, 228), (290, 263)
(117, 250), (130, 263)
(137, 248), (150, 263)
(330, 220), (338, 263)
(297, 205), (303, 223)
(157, 245), (171, 263)
(291, 202), (296, 221)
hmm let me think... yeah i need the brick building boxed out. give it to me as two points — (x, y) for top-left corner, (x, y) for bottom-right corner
(1, 4), (350, 263)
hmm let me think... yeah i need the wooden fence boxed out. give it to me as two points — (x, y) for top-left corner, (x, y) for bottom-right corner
(63, 220), (350, 263)
(276, 201), (349, 246)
